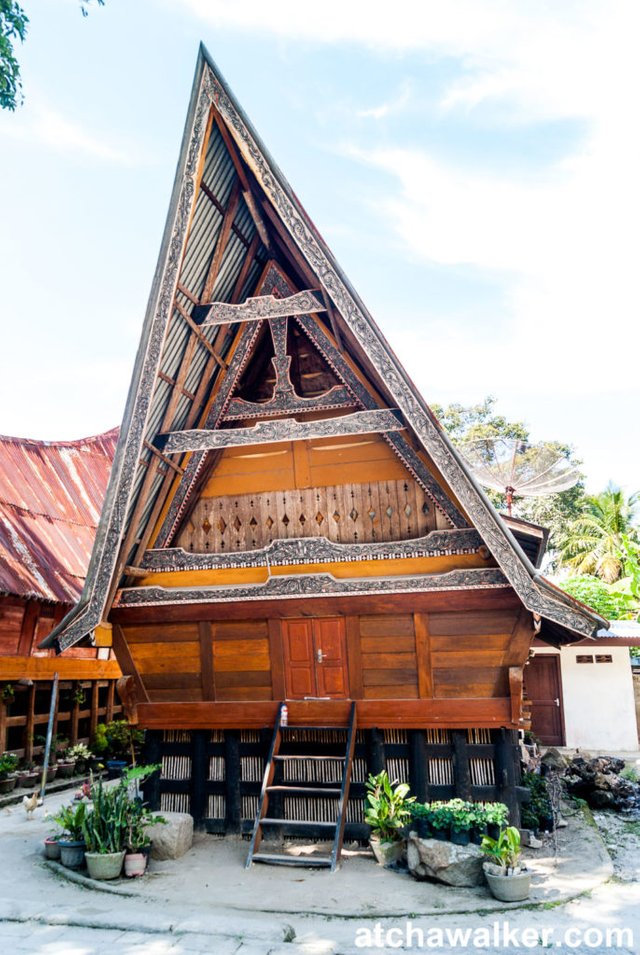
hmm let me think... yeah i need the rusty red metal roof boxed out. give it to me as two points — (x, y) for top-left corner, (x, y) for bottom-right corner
(0, 429), (118, 603)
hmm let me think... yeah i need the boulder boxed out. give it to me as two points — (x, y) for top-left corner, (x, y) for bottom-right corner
(541, 748), (569, 773)
(407, 834), (485, 887)
(148, 811), (194, 860)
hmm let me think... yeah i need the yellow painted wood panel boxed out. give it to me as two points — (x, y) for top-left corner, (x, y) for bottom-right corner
(129, 642), (200, 674)
(0, 657), (121, 680)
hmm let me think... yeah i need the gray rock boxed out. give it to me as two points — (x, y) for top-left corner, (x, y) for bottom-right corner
(407, 834), (485, 887)
(541, 747), (569, 772)
(148, 811), (194, 860)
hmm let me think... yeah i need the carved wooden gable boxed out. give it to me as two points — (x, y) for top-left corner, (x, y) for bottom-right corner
(155, 260), (463, 555)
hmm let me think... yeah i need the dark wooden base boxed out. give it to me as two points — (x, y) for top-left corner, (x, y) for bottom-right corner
(142, 725), (523, 831)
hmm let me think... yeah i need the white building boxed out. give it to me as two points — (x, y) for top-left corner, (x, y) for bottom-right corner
(526, 621), (640, 752)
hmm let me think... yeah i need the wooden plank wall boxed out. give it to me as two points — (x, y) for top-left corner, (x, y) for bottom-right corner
(121, 607), (527, 710)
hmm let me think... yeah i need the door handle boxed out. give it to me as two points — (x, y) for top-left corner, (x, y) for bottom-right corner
(554, 698), (560, 707)
(316, 648), (325, 664)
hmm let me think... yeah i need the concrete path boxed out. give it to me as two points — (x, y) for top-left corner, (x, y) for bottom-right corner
(0, 785), (638, 954)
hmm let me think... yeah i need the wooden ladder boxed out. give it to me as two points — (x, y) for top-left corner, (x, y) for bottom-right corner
(246, 701), (357, 871)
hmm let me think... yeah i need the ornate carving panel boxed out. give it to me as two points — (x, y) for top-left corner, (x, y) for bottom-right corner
(117, 567), (511, 608)
(141, 528), (484, 573)
(176, 479), (437, 553)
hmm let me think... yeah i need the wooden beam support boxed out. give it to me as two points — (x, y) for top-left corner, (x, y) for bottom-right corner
(202, 181), (242, 303)
(155, 409), (404, 454)
(193, 289), (326, 328)
(111, 625), (149, 703)
(174, 299), (228, 370)
(414, 613), (433, 700)
(131, 698), (516, 731)
(143, 441), (184, 475)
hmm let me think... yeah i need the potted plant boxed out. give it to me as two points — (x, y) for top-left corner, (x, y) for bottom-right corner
(428, 802), (452, 841)
(409, 802), (431, 839)
(124, 798), (165, 877)
(82, 764), (162, 881)
(43, 832), (63, 860)
(481, 826), (532, 902)
(54, 801), (87, 869)
(483, 802), (509, 841)
(364, 770), (415, 866)
(0, 752), (19, 794)
(18, 762), (40, 788)
(449, 798), (475, 845)
(67, 743), (91, 775)
(1, 684), (15, 709)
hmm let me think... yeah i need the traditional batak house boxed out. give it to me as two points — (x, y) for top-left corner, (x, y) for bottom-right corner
(43, 48), (607, 868)
(0, 431), (121, 761)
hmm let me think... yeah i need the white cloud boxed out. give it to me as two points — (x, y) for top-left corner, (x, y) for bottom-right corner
(0, 103), (142, 164)
(357, 82), (413, 121)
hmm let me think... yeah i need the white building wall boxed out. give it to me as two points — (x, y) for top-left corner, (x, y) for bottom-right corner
(533, 646), (638, 751)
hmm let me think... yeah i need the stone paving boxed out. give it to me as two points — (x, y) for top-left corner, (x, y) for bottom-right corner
(0, 785), (638, 954)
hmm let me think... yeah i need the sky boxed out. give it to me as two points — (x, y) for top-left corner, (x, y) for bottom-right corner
(0, 0), (638, 495)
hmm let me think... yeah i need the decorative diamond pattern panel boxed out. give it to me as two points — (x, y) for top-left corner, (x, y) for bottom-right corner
(177, 479), (437, 553)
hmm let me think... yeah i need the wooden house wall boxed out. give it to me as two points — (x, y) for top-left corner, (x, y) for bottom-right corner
(0, 594), (122, 757)
(117, 602), (530, 727)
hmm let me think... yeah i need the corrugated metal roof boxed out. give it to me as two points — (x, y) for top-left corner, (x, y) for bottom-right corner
(0, 429), (117, 603)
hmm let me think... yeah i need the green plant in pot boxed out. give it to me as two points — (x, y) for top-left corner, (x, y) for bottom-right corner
(82, 764), (162, 881)
(67, 743), (91, 775)
(428, 801), (452, 841)
(0, 752), (19, 794)
(124, 796), (165, 878)
(364, 770), (415, 866)
(448, 798), (475, 845)
(54, 801), (87, 870)
(480, 826), (531, 901)
(483, 802), (509, 841)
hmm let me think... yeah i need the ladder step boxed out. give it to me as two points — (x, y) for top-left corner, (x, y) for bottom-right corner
(267, 785), (341, 796)
(273, 755), (345, 761)
(252, 853), (332, 868)
(261, 818), (335, 829)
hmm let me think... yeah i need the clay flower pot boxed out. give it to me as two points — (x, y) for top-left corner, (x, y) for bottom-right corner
(44, 837), (61, 860)
(55, 760), (76, 779)
(124, 851), (148, 878)
(18, 770), (39, 788)
(85, 850), (125, 881)
(0, 776), (17, 795)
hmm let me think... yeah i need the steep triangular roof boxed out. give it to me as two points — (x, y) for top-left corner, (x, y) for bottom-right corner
(44, 46), (605, 651)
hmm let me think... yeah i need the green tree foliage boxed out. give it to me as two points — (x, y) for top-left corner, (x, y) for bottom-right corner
(0, 0), (103, 111)
(432, 396), (586, 550)
(560, 575), (637, 620)
(557, 485), (639, 583)
(0, 1), (28, 111)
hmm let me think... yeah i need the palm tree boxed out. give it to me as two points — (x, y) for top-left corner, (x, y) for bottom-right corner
(558, 485), (639, 583)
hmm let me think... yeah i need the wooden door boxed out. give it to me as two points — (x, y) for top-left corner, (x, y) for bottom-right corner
(524, 654), (565, 746)
(282, 618), (349, 700)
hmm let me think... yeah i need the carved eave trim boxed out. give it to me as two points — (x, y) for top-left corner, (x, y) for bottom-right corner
(140, 529), (485, 573)
(115, 567), (510, 607)
(155, 409), (404, 454)
(194, 289), (325, 326)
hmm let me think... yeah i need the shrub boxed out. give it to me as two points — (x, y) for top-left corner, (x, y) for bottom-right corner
(0, 753), (19, 779)
(364, 770), (415, 842)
